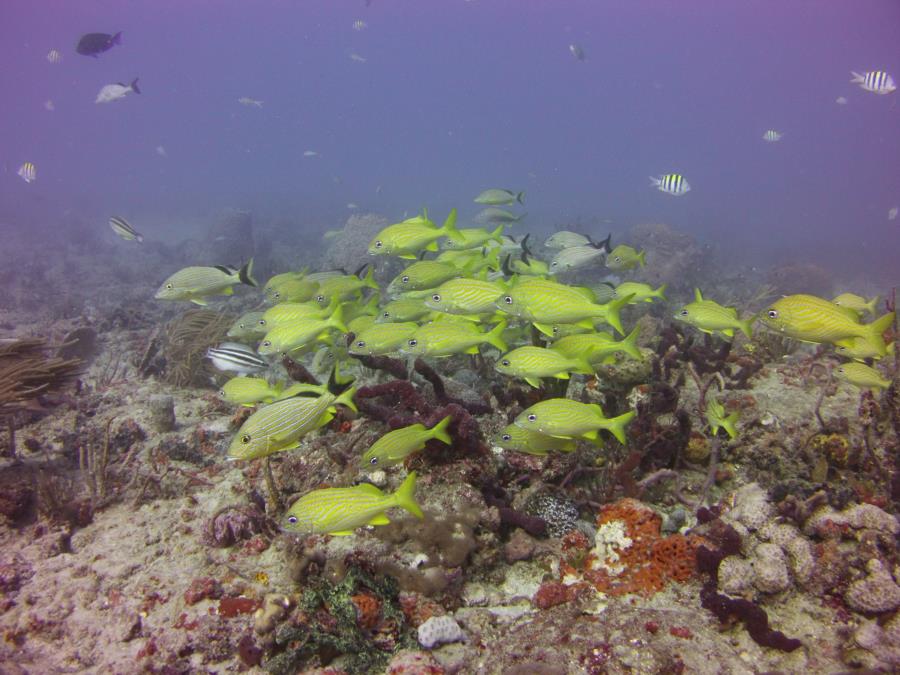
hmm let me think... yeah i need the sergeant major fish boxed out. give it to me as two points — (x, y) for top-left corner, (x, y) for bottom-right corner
(851, 70), (896, 95)
(650, 173), (690, 196)
(206, 342), (268, 375)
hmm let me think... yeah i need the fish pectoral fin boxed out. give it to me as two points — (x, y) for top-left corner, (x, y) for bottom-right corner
(329, 530), (355, 536)
(524, 377), (542, 388)
(398, 254), (417, 260)
(190, 298), (208, 306)
(465, 345), (480, 354)
(222, 287), (234, 295)
(721, 328), (734, 337)
(368, 514), (391, 526)
(425, 241), (439, 251)
(555, 372), (570, 380)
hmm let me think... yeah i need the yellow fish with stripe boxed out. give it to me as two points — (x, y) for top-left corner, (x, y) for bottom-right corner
(368, 209), (464, 258)
(260, 299), (336, 330)
(760, 294), (893, 356)
(495, 346), (594, 388)
(360, 416), (453, 468)
(258, 305), (347, 356)
(402, 320), (507, 357)
(831, 293), (879, 317)
(282, 472), (424, 535)
(834, 362), (891, 391)
(227, 383), (356, 461)
(834, 336), (895, 361)
(675, 289), (753, 339)
(514, 398), (634, 444)
(550, 326), (643, 363)
(491, 424), (577, 456)
(441, 224), (505, 250)
(219, 378), (326, 407)
(426, 278), (507, 317)
(155, 260), (257, 305)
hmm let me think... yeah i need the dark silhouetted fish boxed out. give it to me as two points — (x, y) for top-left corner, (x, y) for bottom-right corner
(76, 32), (122, 57)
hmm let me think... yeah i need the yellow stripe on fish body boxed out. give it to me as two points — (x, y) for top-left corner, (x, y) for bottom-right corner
(550, 325), (643, 362)
(426, 278), (507, 315)
(615, 282), (667, 304)
(264, 271), (305, 297)
(496, 346), (594, 388)
(606, 245), (646, 271)
(835, 362), (891, 391)
(227, 387), (356, 461)
(282, 471), (424, 535)
(349, 322), (418, 355)
(675, 288), (753, 338)
(387, 261), (461, 295)
(403, 320), (508, 357)
(361, 416), (453, 468)
(492, 424), (577, 456)
(347, 314), (376, 335)
(219, 377), (285, 406)
(761, 294), (893, 354)
(514, 398), (635, 444)
(368, 209), (463, 258)
(377, 298), (431, 323)
(258, 304), (347, 355)
(155, 260), (256, 305)
(498, 279), (631, 335)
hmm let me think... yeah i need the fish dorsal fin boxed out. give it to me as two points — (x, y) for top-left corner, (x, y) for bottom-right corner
(356, 483), (384, 496)
(694, 288), (704, 302)
(116, 82), (125, 87)
(214, 265), (234, 275)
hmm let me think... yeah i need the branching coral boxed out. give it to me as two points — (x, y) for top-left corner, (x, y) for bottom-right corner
(0, 338), (81, 414)
(154, 309), (234, 387)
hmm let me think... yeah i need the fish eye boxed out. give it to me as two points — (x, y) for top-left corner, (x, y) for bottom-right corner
(552, 327), (559, 335)
(287, 516), (298, 524)
(369, 457), (378, 465)
(241, 434), (251, 444)
(258, 319), (266, 326)
(382, 312), (391, 318)
(550, 261), (558, 267)
(219, 390), (226, 396)
(165, 283), (173, 289)
(432, 294), (441, 302)
(263, 340), (271, 347)
(767, 310), (778, 319)
(356, 340), (366, 348)
(527, 414), (537, 422)
(273, 292), (281, 299)
(503, 296), (513, 305)
(374, 240), (383, 248)
(501, 359), (510, 366)
(401, 275), (409, 283)
(501, 433), (511, 441)
(614, 257), (621, 262)
(680, 309), (688, 316)
(408, 339), (418, 347)
(316, 294), (325, 303)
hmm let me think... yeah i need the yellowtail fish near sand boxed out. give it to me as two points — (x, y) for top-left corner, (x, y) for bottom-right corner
(95, 78), (140, 103)
(282, 472), (423, 535)
(17, 162), (36, 183)
(834, 362), (891, 391)
(155, 260), (257, 305)
(361, 416), (453, 468)
(238, 97), (263, 107)
(760, 294), (893, 355)
(514, 398), (635, 444)
(851, 70), (896, 94)
(650, 173), (690, 196)
(108, 216), (143, 242)
(368, 209), (463, 258)
(706, 400), (739, 439)
(474, 189), (525, 206)
(762, 130), (783, 143)
(675, 288), (753, 339)
(492, 424), (577, 456)
(228, 379), (357, 461)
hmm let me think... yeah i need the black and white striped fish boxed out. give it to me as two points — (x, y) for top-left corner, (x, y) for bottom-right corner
(762, 130), (783, 143)
(650, 173), (690, 196)
(109, 216), (143, 242)
(46, 49), (61, 64)
(851, 70), (896, 95)
(17, 162), (36, 183)
(206, 342), (268, 375)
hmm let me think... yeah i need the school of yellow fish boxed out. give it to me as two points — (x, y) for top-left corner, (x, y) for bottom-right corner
(153, 206), (896, 535)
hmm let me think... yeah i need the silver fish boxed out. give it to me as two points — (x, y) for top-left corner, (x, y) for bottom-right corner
(238, 97), (263, 107)
(109, 216), (143, 242)
(206, 342), (268, 375)
(474, 207), (525, 224)
(95, 78), (140, 103)
(549, 244), (606, 272)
